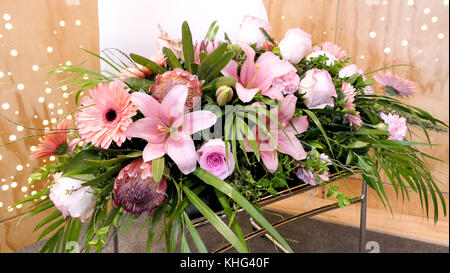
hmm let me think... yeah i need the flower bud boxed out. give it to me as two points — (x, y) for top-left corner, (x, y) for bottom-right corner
(375, 123), (388, 131)
(216, 86), (233, 106)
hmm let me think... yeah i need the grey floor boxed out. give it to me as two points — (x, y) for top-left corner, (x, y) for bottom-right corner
(16, 211), (449, 253)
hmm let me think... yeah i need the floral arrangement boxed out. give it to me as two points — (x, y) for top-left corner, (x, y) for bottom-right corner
(6, 16), (448, 253)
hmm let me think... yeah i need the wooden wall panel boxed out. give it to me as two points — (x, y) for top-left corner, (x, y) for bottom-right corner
(0, 0), (99, 252)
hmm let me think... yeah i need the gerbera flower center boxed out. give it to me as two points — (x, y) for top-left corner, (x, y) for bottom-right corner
(105, 109), (117, 122)
(55, 142), (68, 155)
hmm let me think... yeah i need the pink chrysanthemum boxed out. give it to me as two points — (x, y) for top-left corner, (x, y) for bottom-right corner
(114, 158), (167, 216)
(30, 119), (71, 160)
(380, 112), (408, 141)
(345, 113), (363, 127)
(311, 42), (347, 61)
(342, 82), (356, 110)
(374, 71), (415, 96)
(76, 80), (137, 149)
(342, 83), (362, 127)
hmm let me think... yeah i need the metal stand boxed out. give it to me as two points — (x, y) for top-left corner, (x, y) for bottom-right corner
(359, 180), (367, 253)
(191, 174), (368, 253)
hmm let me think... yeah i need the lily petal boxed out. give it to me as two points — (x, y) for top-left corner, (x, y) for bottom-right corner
(261, 86), (284, 101)
(160, 85), (188, 128)
(165, 133), (197, 175)
(142, 143), (166, 162)
(126, 117), (166, 144)
(277, 94), (297, 124)
(221, 59), (239, 81)
(260, 150), (278, 172)
(236, 82), (260, 103)
(182, 110), (217, 135)
(277, 131), (307, 161)
(131, 92), (161, 118)
(255, 52), (293, 91)
(238, 42), (256, 85)
(286, 116), (309, 135)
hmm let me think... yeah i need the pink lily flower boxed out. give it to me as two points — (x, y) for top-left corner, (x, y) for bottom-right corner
(245, 94), (309, 172)
(221, 42), (295, 103)
(126, 85), (217, 174)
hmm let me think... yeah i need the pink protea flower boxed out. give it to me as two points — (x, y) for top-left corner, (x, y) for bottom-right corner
(126, 85), (217, 175)
(151, 68), (203, 109)
(76, 80), (138, 149)
(221, 42), (297, 102)
(380, 112), (408, 141)
(30, 118), (73, 160)
(114, 158), (166, 216)
(374, 71), (415, 96)
(244, 95), (309, 172)
(311, 42), (347, 61)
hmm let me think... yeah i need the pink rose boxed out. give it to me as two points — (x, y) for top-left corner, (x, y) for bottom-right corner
(271, 62), (300, 95)
(279, 28), (312, 64)
(237, 15), (271, 49)
(197, 139), (235, 180)
(299, 69), (337, 109)
(380, 113), (407, 141)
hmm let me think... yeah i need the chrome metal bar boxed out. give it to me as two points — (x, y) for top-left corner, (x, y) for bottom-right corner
(249, 217), (290, 253)
(359, 180), (367, 253)
(193, 176), (348, 230)
(214, 196), (363, 253)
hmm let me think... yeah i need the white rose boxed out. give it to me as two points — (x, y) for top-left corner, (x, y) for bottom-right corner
(279, 28), (312, 64)
(339, 64), (363, 78)
(50, 176), (96, 222)
(306, 50), (337, 66)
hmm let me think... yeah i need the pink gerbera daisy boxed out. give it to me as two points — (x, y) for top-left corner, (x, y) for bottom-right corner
(374, 71), (415, 96)
(76, 80), (137, 149)
(30, 119), (71, 160)
(311, 42), (347, 61)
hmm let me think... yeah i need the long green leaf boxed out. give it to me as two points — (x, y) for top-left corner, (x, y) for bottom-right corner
(182, 185), (249, 253)
(130, 53), (166, 74)
(152, 157), (165, 182)
(182, 21), (194, 72)
(193, 168), (293, 252)
(183, 212), (208, 253)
